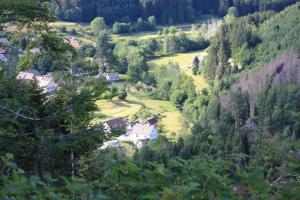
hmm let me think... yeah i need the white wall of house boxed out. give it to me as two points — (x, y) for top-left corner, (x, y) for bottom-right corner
(44, 82), (58, 93)
(100, 123), (158, 150)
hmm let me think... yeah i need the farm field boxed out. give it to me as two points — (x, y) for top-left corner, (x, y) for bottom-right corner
(94, 94), (183, 138)
(148, 51), (208, 91)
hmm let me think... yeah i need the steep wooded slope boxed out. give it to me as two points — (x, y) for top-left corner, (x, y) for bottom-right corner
(216, 3), (300, 114)
(220, 51), (300, 115)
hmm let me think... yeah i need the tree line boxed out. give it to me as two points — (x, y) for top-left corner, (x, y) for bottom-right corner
(54, 0), (299, 24)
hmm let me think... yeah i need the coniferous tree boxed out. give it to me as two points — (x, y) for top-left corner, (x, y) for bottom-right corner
(192, 56), (200, 75)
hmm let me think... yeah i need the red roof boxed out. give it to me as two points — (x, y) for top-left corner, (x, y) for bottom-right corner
(68, 36), (80, 49)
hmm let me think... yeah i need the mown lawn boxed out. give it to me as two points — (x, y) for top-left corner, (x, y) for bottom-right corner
(147, 51), (208, 91)
(93, 94), (182, 138)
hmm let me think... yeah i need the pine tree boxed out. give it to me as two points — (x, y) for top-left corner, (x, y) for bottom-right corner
(192, 56), (200, 75)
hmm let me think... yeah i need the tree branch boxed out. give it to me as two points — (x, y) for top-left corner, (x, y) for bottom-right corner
(0, 104), (41, 121)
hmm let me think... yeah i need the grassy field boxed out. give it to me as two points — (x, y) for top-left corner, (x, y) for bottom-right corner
(94, 94), (182, 138)
(148, 51), (208, 91)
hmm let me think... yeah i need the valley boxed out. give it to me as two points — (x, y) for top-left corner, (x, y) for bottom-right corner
(1, 1), (300, 199)
(48, 16), (217, 137)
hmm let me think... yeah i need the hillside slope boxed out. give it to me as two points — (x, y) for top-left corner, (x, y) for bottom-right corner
(220, 51), (300, 115)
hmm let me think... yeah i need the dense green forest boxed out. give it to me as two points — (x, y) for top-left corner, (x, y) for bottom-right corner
(54, 0), (299, 24)
(0, 0), (300, 199)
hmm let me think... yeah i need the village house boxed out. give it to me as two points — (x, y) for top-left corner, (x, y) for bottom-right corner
(17, 69), (41, 81)
(67, 36), (80, 49)
(17, 70), (58, 93)
(103, 118), (127, 134)
(145, 117), (158, 126)
(100, 122), (158, 150)
(122, 123), (158, 148)
(106, 72), (119, 82)
(36, 74), (58, 93)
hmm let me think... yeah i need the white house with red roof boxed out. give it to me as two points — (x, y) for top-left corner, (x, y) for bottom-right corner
(100, 122), (158, 150)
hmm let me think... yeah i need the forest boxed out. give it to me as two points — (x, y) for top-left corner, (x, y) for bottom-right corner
(54, 0), (299, 24)
(0, 0), (300, 199)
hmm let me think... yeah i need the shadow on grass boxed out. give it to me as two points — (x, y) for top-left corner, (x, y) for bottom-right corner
(94, 112), (113, 120)
(125, 99), (146, 109)
(111, 100), (131, 108)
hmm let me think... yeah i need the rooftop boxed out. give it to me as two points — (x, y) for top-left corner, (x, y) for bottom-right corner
(104, 118), (127, 129)
(17, 69), (41, 81)
(68, 36), (80, 49)
(127, 123), (156, 137)
(36, 74), (55, 88)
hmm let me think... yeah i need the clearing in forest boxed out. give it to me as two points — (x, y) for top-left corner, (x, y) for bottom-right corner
(147, 51), (208, 91)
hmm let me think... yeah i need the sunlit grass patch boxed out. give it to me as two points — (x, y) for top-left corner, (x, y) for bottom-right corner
(93, 93), (182, 138)
(148, 51), (208, 91)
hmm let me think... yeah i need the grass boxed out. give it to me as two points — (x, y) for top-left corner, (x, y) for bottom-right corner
(93, 93), (183, 138)
(147, 51), (208, 91)
(112, 31), (160, 42)
(49, 22), (80, 27)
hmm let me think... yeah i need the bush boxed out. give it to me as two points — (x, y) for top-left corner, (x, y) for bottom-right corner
(58, 26), (67, 33)
(112, 22), (132, 34)
(70, 28), (77, 35)
(90, 17), (107, 35)
(118, 86), (127, 100)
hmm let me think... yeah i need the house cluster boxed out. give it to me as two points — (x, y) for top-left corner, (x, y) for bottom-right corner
(17, 69), (58, 93)
(1, 34), (82, 63)
(100, 117), (158, 150)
